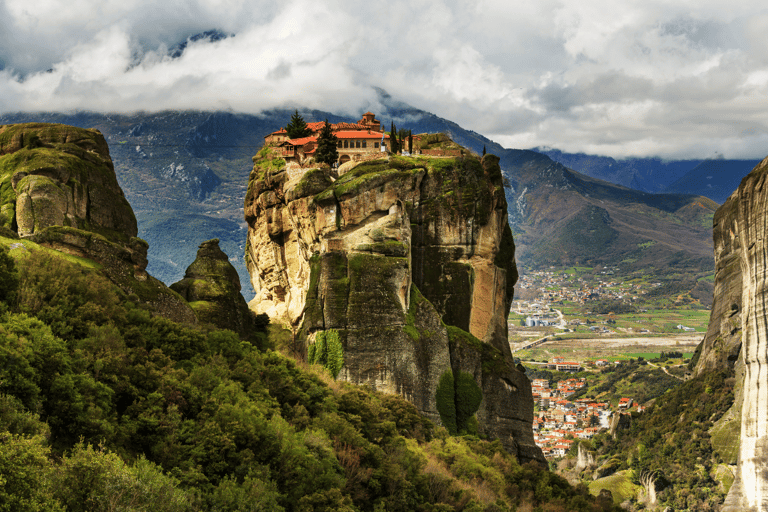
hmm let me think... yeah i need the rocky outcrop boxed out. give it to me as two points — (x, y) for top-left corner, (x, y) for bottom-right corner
(0, 123), (137, 239)
(0, 123), (195, 324)
(171, 239), (261, 338)
(696, 156), (768, 511)
(244, 150), (544, 463)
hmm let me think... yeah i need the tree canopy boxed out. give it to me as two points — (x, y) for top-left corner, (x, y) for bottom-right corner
(314, 120), (338, 166)
(285, 110), (313, 139)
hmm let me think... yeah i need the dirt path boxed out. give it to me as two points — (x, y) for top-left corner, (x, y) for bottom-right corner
(647, 361), (685, 381)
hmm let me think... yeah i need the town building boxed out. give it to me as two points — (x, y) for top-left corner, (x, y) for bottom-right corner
(266, 112), (392, 166)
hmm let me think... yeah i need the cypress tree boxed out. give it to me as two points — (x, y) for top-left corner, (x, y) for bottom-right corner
(389, 122), (399, 154)
(315, 120), (339, 166)
(482, 145), (486, 156)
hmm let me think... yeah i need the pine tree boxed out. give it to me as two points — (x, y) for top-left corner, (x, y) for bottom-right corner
(482, 145), (486, 156)
(285, 110), (312, 139)
(315, 120), (339, 166)
(408, 131), (413, 154)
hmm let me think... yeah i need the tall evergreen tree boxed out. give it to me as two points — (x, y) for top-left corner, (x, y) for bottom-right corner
(285, 110), (313, 139)
(408, 131), (413, 154)
(389, 122), (399, 154)
(315, 120), (339, 166)
(482, 145), (486, 156)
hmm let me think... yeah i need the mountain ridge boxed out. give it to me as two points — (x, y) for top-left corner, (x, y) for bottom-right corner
(0, 103), (718, 288)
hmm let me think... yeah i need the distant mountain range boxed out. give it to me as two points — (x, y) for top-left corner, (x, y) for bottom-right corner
(0, 94), (737, 292)
(535, 148), (759, 204)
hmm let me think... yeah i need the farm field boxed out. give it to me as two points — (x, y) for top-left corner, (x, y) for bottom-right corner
(513, 334), (699, 365)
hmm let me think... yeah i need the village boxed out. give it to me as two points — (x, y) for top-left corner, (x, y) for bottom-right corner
(515, 268), (648, 306)
(509, 267), (704, 341)
(530, 370), (640, 458)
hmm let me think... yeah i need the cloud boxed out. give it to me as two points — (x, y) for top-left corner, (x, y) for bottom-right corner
(1, 0), (768, 159)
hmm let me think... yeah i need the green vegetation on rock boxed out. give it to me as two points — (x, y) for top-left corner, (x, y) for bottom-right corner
(435, 369), (483, 436)
(585, 370), (735, 510)
(307, 329), (344, 379)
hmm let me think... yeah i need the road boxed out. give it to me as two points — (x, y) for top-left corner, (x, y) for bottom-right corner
(511, 308), (567, 353)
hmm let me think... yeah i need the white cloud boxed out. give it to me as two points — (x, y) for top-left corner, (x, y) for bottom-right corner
(2, 0), (768, 158)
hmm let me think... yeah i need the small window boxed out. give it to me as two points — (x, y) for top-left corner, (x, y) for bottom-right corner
(374, 142), (379, 148)
(344, 140), (349, 148)
(337, 141), (342, 148)
(362, 141), (367, 148)
(356, 140), (361, 148)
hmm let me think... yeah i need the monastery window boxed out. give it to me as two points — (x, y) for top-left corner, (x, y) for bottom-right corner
(344, 140), (349, 148)
(337, 141), (342, 148)
(374, 142), (379, 148)
(356, 141), (361, 148)
(362, 141), (367, 148)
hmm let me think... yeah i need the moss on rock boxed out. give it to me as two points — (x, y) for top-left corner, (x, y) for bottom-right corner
(170, 239), (262, 340)
(0, 123), (136, 243)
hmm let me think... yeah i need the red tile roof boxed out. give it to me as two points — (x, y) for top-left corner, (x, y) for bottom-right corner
(335, 130), (390, 139)
(285, 136), (317, 146)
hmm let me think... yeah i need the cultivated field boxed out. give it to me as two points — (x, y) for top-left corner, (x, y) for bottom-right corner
(512, 333), (700, 363)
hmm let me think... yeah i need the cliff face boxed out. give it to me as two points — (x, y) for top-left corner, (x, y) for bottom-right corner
(171, 239), (260, 338)
(244, 151), (543, 463)
(0, 123), (195, 324)
(697, 156), (768, 511)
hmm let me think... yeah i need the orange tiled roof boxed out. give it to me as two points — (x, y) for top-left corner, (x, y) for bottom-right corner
(334, 122), (368, 130)
(285, 136), (317, 146)
(335, 130), (390, 139)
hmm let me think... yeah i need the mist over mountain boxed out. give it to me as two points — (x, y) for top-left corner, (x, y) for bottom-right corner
(0, 95), (719, 293)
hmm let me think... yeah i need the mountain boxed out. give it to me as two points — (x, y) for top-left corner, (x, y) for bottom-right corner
(0, 97), (719, 291)
(244, 147), (543, 463)
(533, 148), (700, 193)
(534, 148), (759, 202)
(691, 156), (768, 510)
(497, 149), (718, 274)
(663, 157), (761, 204)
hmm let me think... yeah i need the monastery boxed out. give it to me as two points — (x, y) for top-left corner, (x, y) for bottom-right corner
(264, 112), (392, 165)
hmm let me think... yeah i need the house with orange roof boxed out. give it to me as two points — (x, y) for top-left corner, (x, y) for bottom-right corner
(266, 112), (391, 165)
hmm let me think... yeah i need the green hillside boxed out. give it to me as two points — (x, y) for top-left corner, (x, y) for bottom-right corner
(502, 155), (717, 274)
(0, 240), (618, 511)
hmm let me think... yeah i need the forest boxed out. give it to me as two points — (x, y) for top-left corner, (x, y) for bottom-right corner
(0, 243), (618, 511)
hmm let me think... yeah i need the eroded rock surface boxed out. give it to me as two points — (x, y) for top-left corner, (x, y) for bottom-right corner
(244, 151), (543, 463)
(0, 123), (194, 324)
(171, 239), (261, 338)
(696, 156), (768, 511)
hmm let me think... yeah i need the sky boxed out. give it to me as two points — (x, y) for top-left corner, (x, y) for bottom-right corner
(1, 0), (768, 159)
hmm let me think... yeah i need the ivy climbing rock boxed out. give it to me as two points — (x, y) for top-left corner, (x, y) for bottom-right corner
(308, 329), (344, 378)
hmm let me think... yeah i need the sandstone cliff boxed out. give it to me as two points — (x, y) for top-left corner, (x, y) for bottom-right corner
(171, 239), (265, 339)
(244, 149), (543, 463)
(696, 156), (768, 511)
(0, 123), (194, 324)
